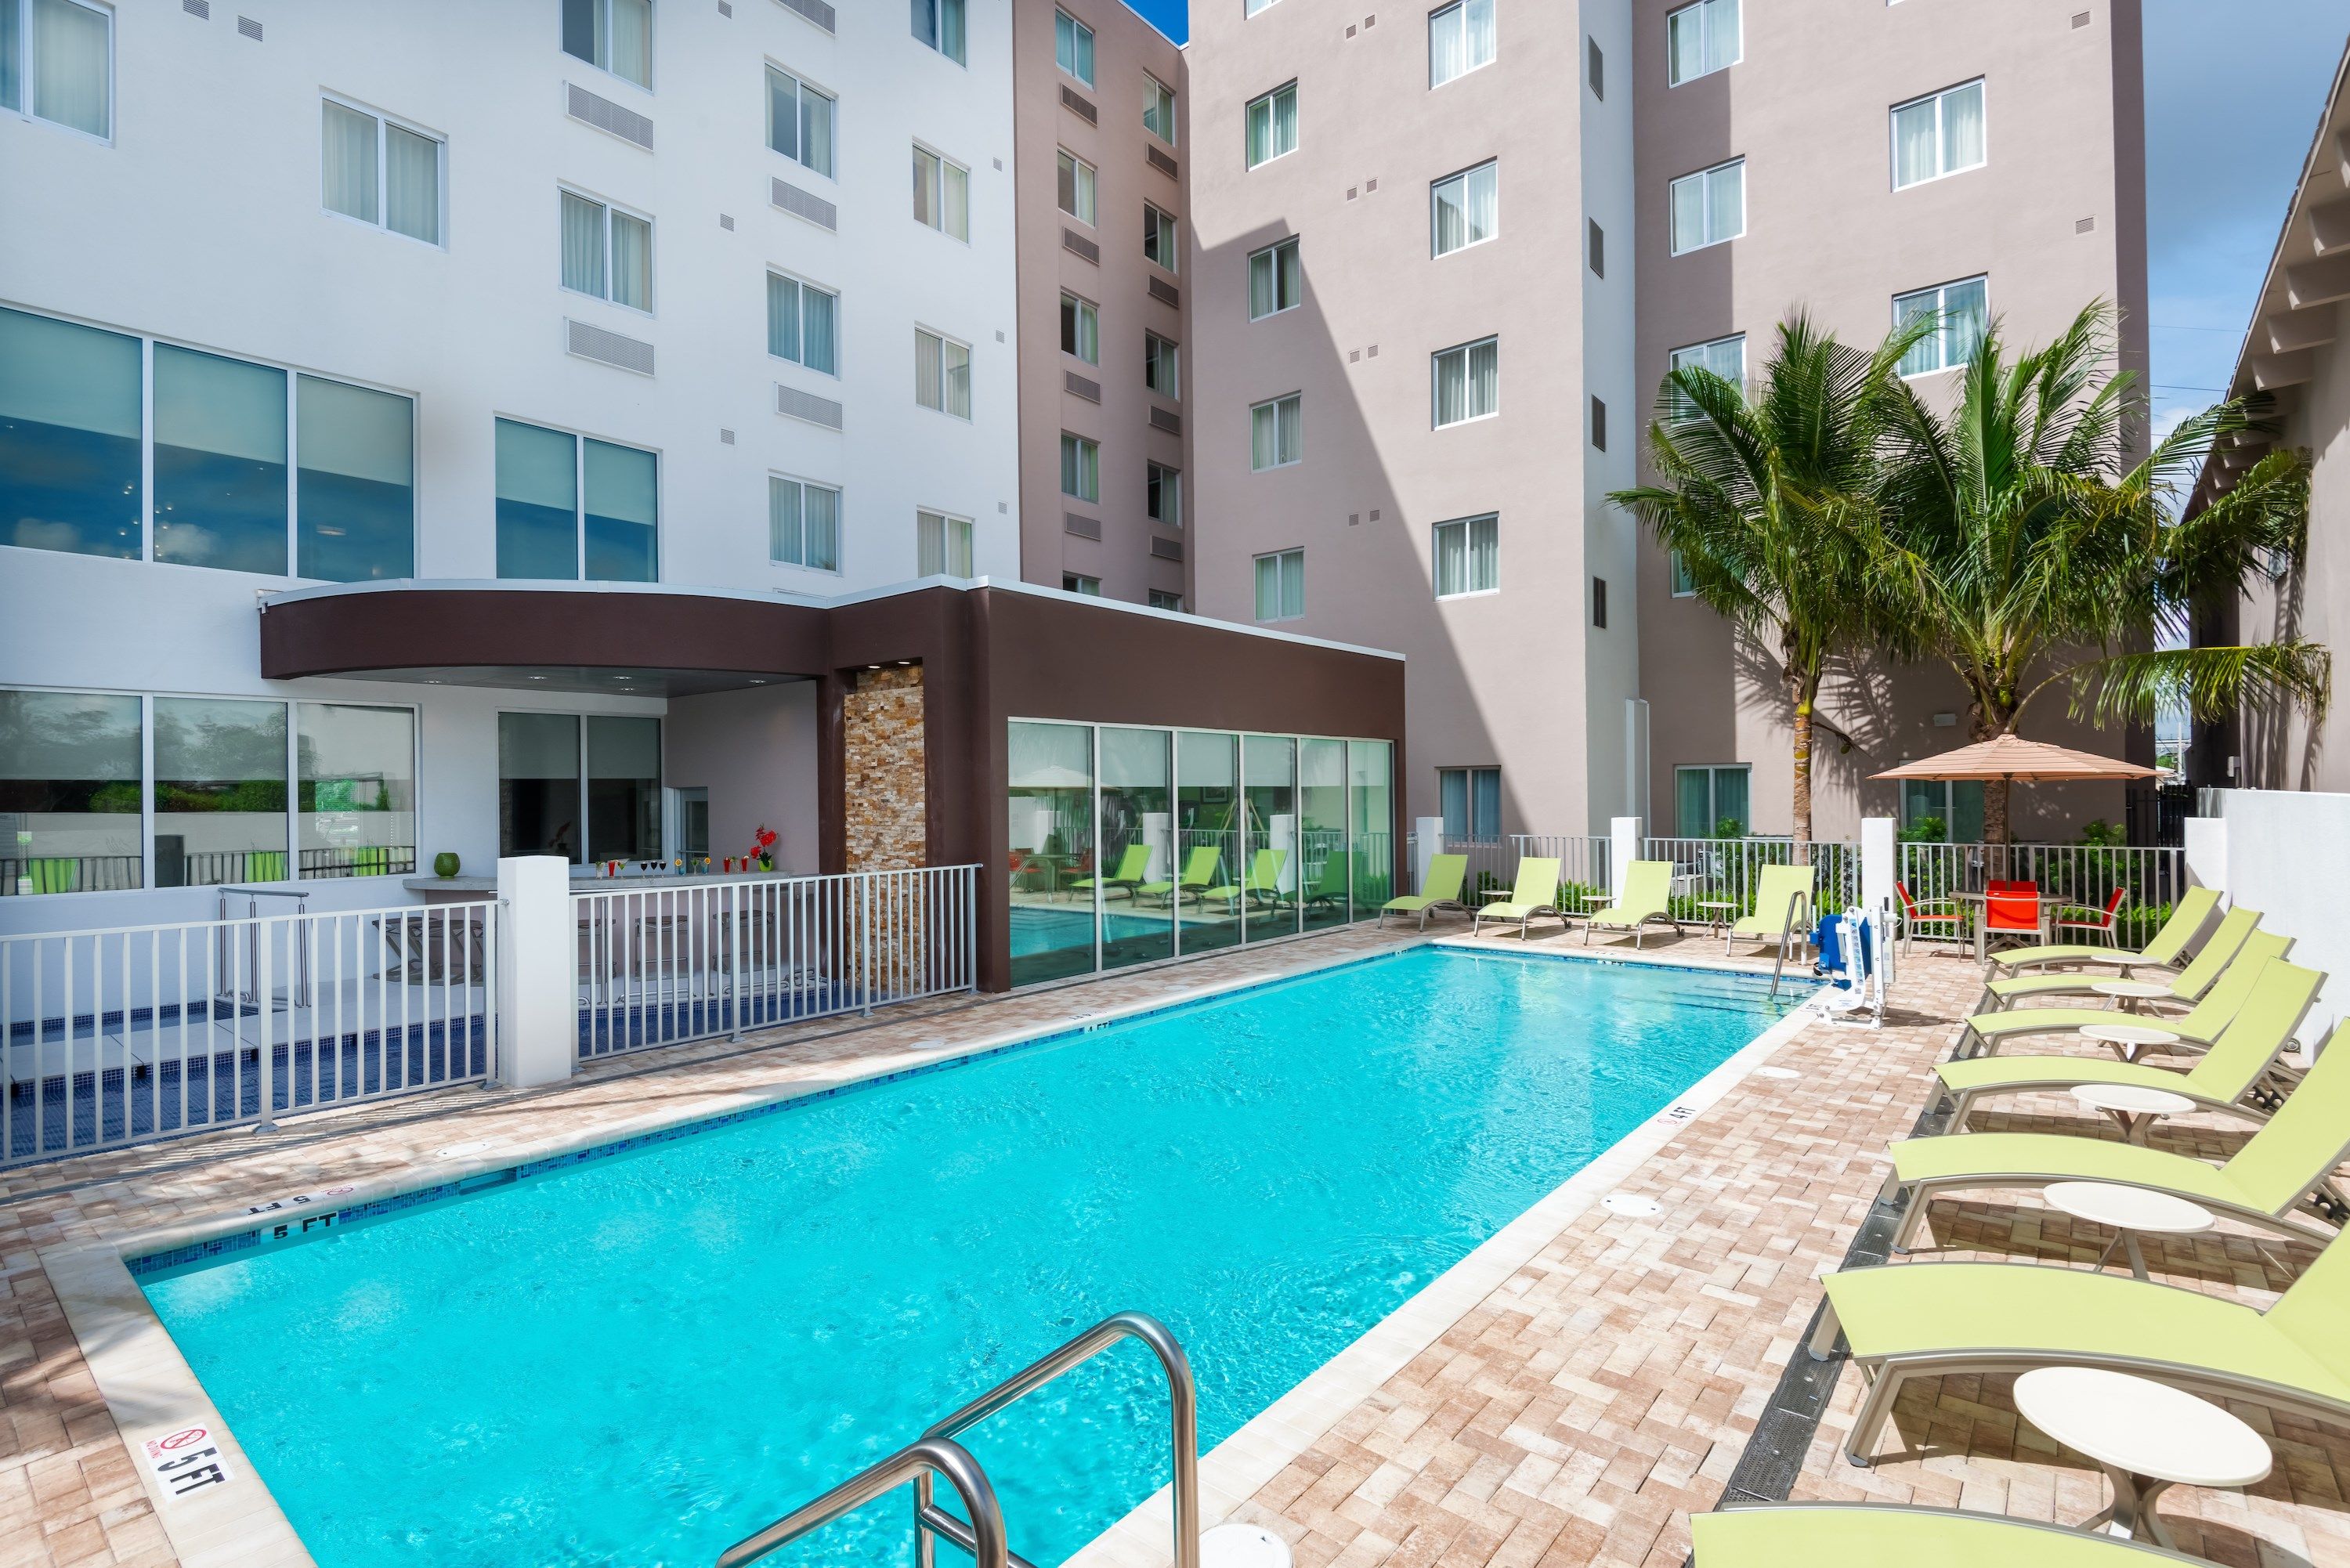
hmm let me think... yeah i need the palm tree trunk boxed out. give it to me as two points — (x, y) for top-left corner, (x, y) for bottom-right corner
(1790, 676), (1816, 850)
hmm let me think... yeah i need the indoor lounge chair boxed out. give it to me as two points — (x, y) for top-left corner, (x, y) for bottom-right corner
(1471, 856), (1561, 941)
(1986, 884), (2221, 978)
(1950, 925), (2284, 1060)
(1380, 853), (1469, 930)
(1981, 904), (2259, 1013)
(1582, 858), (1678, 948)
(1690, 1502), (2198, 1568)
(1727, 864), (1813, 959)
(1138, 845), (1220, 908)
(1072, 844), (1152, 902)
(1885, 1017), (2350, 1252)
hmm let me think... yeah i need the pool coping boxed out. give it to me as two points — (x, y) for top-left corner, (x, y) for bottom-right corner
(37, 935), (1813, 1568)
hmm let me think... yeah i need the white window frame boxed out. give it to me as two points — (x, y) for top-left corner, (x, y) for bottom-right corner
(1893, 275), (1989, 379)
(6, 0), (115, 143)
(1668, 333), (1746, 385)
(319, 92), (447, 247)
(914, 327), (974, 419)
(1144, 74), (1178, 146)
(910, 0), (967, 64)
(916, 508), (974, 576)
(1669, 551), (1697, 598)
(562, 0), (656, 92)
(1148, 590), (1185, 612)
(1428, 0), (1497, 90)
(494, 414), (663, 583)
(1250, 392), (1303, 471)
(1889, 78), (1987, 190)
(559, 185), (656, 314)
(1144, 204), (1180, 273)
(1431, 336), (1499, 429)
(1674, 762), (1752, 837)
(1062, 573), (1102, 596)
(1430, 159), (1499, 258)
(1249, 237), (1302, 320)
(1432, 513), (1499, 598)
(1665, 0), (1739, 87)
(913, 141), (971, 242)
(1057, 148), (1098, 226)
(766, 266), (841, 378)
(1254, 547), (1305, 621)
(1060, 291), (1100, 366)
(1060, 432), (1101, 503)
(1144, 331), (1180, 399)
(1246, 0), (1282, 13)
(1147, 461), (1182, 528)
(1245, 81), (1298, 168)
(1437, 765), (1502, 840)
(1055, 8), (1095, 87)
(768, 471), (842, 574)
(765, 62), (837, 181)
(1667, 157), (1743, 255)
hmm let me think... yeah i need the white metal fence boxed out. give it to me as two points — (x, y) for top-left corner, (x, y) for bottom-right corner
(2, 899), (498, 1169)
(1896, 841), (2188, 942)
(1643, 836), (1863, 913)
(574, 865), (979, 1060)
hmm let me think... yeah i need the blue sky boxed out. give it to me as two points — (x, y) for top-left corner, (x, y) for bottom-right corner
(1123, 0), (1188, 43)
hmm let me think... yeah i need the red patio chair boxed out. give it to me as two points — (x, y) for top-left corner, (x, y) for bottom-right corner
(2052, 887), (2130, 948)
(1982, 879), (2043, 957)
(1894, 880), (1964, 955)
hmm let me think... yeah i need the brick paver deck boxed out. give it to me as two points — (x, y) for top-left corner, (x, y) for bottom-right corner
(3, 921), (2344, 1566)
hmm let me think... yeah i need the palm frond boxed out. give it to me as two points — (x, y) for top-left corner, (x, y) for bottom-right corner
(2063, 641), (2332, 729)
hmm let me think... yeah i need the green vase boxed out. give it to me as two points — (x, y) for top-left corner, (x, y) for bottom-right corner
(433, 851), (461, 879)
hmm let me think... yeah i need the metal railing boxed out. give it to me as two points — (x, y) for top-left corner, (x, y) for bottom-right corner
(1508, 835), (1613, 898)
(2, 854), (143, 896)
(2, 847), (416, 897)
(573, 865), (980, 1060)
(1896, 841), (2187, 943)
(719, 1310), (1199, 1568)
(1642, 836), (1862, 915)
(2, 898), (498, 1169)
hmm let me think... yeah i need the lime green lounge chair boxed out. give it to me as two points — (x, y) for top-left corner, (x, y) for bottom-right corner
(1888, 1017), (2350, 1252)
(1691, 1503), (2197, 1568)
(1983, 903), (2257, 1013)
(1303, 852), (1349, 911)
(1987, 884), (2221, 977)
(1726, 864), (1813, 959)
(1810, 1219), (2350, 1468)
(1953, 927), (2288, 1060)
(1582, 858), (1678, 948)
(28, 857), (79, 894)
(1072, 844), (1152, 901)
(1380, 853), (1468, 930)
(1471, 856), (1561, 941)
(1206, 848), (1286, 912)
(1139, 845), (1220, 907)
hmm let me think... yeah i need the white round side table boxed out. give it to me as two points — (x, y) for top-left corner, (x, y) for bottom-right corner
(1202, 1523), (1294, 1568)
(2070, 1082), (2196, 1144)
(2078, 1023), (2182, 1064)
(2044, 1180), (2216, 1280)
(2092, 979), (2175, 1014)
(2013, 1367), (2272, 1548)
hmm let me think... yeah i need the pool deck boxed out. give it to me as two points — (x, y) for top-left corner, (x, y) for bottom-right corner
(2, 919), (2345, 1567)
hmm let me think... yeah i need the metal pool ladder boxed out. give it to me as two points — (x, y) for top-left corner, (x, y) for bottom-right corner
(716, 1310), (1201, 1568)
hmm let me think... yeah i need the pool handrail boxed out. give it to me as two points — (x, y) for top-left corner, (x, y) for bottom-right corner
(716, 1435), (1007, 1568)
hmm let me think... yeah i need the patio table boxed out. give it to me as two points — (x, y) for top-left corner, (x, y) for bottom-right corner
(2070, 1082), (2196, 1144)
(2078, 1022), (2182, 1063)
(2043, 1180), (2216, 1281)
(2014, 1367), (2270, 1548)
(2092, 978), (2175, 1013)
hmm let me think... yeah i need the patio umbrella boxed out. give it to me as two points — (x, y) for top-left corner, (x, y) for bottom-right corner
(1871, 732), (2158, 783)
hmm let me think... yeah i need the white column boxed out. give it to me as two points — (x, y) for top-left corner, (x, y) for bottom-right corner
(1414, 815), (1443, 894)
(1609, 816), (1642, 898)
(1860, 816), (1896, 917)
(2184, 815), (2229, 902)
(496, 855), (576, 1089)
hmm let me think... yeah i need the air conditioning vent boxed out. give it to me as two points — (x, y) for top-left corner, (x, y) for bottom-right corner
(566, 319), (656, 376)
(772, 178), (839, 232)
(1064, 513), (1102, 541)
(1147, 146), (1178, 180)
(1147, 277), (1180, 309)
(1062, 228), (1100, 265)
(777, 383), (844, 430)
(183, 0), (209, 16)
(1065, 371), (1102, 403)
(1150, 536), (1184, 562)
(778, 0), (837, 31)
(1060, 85), (1097, 125)
(236, 13), (261, 38)
(567, 83), (654, 150)
(1148, 406), (1183, 435)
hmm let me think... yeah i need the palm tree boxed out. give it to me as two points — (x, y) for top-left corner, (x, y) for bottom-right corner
(1870, 301), (2325, 843)
(1611, 313), (1918, 845)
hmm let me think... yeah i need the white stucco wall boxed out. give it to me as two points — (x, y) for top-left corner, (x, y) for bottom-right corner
(2203, 789), (2350, 1045)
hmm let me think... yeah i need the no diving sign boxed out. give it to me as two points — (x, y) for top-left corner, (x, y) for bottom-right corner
(143, 1425), (235, 1501)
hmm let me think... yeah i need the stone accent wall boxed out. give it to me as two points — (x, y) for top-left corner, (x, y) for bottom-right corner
(843, 664), (926, 871)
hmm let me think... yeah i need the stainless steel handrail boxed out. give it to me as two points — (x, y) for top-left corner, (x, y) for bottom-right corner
(717, 1436), (1007, 1568)
(1768, 891), (1813, 1000)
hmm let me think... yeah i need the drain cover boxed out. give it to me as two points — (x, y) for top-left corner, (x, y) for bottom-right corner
(433, 1139), (501, 1161)
(1202, 1523), (1292, 1568)
(1601, 1192), (1662, 1217)
(1755, 1066), (1800, 1080)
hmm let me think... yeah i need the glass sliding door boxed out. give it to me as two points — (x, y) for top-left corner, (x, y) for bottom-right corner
(154, 697), (289, 887)
(1298, 738), (1350, 930)
(0, 689), (142, 894)
(499, 714), (581, 862)
(586, 716), (662, 862)
(1097, 726), (1173, 970)
(1348, 739), (1394, 914)
(1176, 731), (1241, 955)
(296, 703), (415, 878)
(1241, 734), (1298, 942)
(1008, 721), (1096, 986)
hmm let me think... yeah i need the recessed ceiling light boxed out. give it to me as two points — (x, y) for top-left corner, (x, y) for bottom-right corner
(749, 679), (767, 686)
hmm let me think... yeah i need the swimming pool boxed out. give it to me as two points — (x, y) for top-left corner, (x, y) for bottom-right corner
(138, 948), (1805, 1568)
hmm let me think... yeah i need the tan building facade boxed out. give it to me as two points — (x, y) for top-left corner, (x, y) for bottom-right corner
(1011, 0), (1195, 608)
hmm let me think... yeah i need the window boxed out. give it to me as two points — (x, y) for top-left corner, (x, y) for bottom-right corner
(1431, 161), (1498, 256)
(1254, 548), (1304, 620)
(1587, 36), (1603, 99)
(1249, 237), (1302, 319)
(1054, 9), (1094, 85)
(911, 0), (965, 63)
(1147, 461), (1181, 526)
(1900, 779), (1984, 843)
(1439, 767), (1501, 840)
(1669, 551), (1697, 596)
(4, 0), (114, 139)
(296, 703), (419, 881)
(1144, 74), (1177, 144)
(499, 713), (662, 863)
(769, 475), (841, 571)
(913, 144), (971, 239)
(560, 189), (653, 312)
(1674, 764), (1751, 838)
(1250, 393), (1302, 470)
(917, 509), (973, 576)
(1056, 150), (1097, 225)
(1060, 433), (1100, 503)
(1588, 219), (1604, 277)
(766, 271), (840, 376)
(1894, 276), (1987, 377)
(1060, 293), (1099, 363)
(562, 0), (653, 90)
(1429, 0), (1495, 88)
(1246, 0), (1279, 13)
(1670, 333), (1745, 385)
(1891, 79), (1985, 189)
(1148, 590), (1184, 612)
(1668, 158), (1742, 254)
(915, 329), (972, 417)
(1433, 338), (1498, 427)
(766, 65), (836, 179)
(1144, 332), (1180, 398)
(1063, 573), (1101, 595)
(493, 417), (658, 583)
(1589, 395), (1607, 450)
(321, 96), (443, 244)
(1666, 0), (1738, 85)
(1433, 514), (1497, 598)
(1245, 82), (1297, 168)
(295, 377), (414, 582)
(1592, 576), (1608, 627)
(154, 345), (287, 576)
(1144, 204), (1179, 271)
(0, 688), (139, 892)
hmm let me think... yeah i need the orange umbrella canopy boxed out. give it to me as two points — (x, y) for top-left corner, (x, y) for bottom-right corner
(1871, 732), (2159, 783)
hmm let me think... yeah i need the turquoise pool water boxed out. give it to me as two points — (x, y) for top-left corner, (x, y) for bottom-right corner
(139, 949), (1802, 1568)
